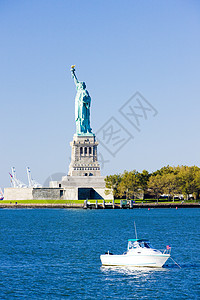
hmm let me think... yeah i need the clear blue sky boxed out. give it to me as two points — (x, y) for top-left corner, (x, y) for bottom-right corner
(1, 0), (200, 189)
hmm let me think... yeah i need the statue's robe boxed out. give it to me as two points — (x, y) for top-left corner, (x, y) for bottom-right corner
(75, 87), (92, 134)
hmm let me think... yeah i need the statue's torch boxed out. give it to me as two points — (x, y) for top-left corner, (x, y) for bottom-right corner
(71, 65), (76, 76)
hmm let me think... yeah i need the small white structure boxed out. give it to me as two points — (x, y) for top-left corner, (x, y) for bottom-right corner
(4, 188), (33, 201)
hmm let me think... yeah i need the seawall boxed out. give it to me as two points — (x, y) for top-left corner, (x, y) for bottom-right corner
(0, 202), (199, 209)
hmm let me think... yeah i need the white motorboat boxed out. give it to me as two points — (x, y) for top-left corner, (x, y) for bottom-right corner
(100, 239), (171, 268)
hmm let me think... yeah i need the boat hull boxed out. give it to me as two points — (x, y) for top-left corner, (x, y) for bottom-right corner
(100, 253), (170, 268)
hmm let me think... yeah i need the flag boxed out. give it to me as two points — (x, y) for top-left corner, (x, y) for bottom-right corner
(166, 245), (171, 250)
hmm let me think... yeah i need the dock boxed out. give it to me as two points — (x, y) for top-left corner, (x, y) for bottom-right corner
(83, 200), (200, 209)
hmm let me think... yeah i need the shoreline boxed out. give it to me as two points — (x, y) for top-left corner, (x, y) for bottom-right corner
(0, 202), (199, 209)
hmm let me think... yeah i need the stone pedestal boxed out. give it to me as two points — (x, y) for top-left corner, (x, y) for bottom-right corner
(68, 134), (101, 177)
(48, 134), (113, 200)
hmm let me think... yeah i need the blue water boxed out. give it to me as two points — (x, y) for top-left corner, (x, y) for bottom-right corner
(0, 208), (199, 299)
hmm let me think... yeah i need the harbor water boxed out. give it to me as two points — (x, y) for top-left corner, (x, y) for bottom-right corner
(0, 208), (199, 299)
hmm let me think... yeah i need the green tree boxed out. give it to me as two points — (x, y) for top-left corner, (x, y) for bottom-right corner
(148, 174), (165, 201)
(162, 173), (180, 201)
(104, 174), (121, 198)
(152, 165), (175, 177)
(194, 168), (200, 199)
(177, 166), (199, 199)
(105, 165), (200, 202)
(137, 170), (150, 200)
(118, 170), (139, 200)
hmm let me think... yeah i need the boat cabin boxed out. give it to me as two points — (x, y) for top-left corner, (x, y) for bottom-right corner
(127, 239), (153, 250)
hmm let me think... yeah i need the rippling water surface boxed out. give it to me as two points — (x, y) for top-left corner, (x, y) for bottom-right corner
(0, 208), (199, 299)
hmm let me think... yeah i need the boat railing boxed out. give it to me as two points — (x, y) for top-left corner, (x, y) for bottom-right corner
(163, 249), (171, 255)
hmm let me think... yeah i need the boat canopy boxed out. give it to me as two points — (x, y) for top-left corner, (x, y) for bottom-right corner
(128, 239), (153, 250)
(128, 239), (149, 242)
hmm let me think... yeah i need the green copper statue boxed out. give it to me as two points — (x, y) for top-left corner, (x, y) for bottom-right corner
(71, 65), (94, 136)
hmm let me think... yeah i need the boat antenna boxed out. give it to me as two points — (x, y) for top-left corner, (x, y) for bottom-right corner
(134, 221), (138, 240)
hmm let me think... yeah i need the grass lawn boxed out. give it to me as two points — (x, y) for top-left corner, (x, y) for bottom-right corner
(0, 199), (85, 204)
(0, 199), (112, 205)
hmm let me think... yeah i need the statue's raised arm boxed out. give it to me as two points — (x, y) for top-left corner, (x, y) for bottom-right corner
(70, 65), (79, 85)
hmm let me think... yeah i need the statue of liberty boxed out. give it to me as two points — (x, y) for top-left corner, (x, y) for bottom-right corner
(70, 65), (93, 136)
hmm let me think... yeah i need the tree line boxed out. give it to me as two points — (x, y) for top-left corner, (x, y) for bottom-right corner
(104, 166), (200, 200)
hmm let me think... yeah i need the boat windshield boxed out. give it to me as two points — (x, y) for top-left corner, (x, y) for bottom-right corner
(128, 240), (152, 250)
(140, 242), (152, 248)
